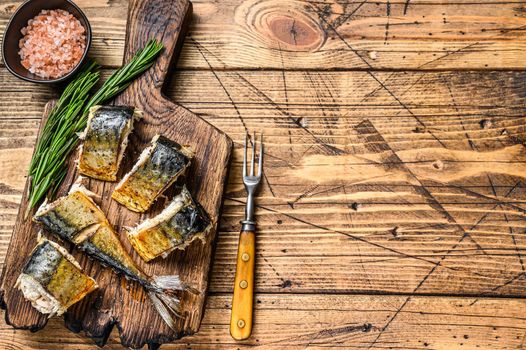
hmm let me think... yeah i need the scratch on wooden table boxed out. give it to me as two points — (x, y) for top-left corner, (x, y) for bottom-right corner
(190, 37), (249, 135)
(258, 252), (288, 288)
(190, 34), (346, 156)
(355, 119), (490, 254)
(442, 77), (478, 151)
(341, 182), (374, 290)
(265, 322), (377, 348)
(235, 72), (345, 155)
(504, 213), (525, 271)
(317, 0), (370, 33)
(287, 185), (319, 208)
(227, 196), (501, 280)
(466, 181), (523, 234)
(366, 180), (525, 348)
(277, 42), (290, 118)
(435, 182), (526, 215)
(277, 41), (296, 161)
(418, 24), (526, 69)
(359, 71), (427, 111)
(311, 4), (447, 149)
(469, 272), (526, 306)
(426, 78), (498, 255)
(304, 71), (340, 150)
(491, 166), (526, 272)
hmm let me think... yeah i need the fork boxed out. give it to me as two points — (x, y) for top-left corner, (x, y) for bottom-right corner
(230, 132), (263, 340)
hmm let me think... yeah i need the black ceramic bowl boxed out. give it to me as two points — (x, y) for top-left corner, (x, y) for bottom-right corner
(2, 0), (91, 84)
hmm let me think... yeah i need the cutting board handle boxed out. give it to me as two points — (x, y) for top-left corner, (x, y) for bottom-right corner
(121, 0), (192, 100)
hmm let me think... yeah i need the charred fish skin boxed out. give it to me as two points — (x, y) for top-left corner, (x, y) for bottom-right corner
(16, 238), (98, 317)
(112, 135), (194, 212)
(128, 186), (212, 262)
(78, 105), (139, 182)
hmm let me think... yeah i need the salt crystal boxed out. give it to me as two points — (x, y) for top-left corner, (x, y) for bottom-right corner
(18, 9), (86, 79)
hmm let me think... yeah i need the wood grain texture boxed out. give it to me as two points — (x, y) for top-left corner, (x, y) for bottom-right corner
(0, 71), (526, 297)
(0, 0), (525, 348)
(1, 0), (526, 69)
(0, 0), (232, 348)
(1, 69), (525, 119)
(2, 294), (526, 349)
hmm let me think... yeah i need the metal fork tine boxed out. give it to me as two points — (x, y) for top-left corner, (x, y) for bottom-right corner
(258, 133), (263, 177)
(250, 131), (256, 176)
(243, 133), (247, 178)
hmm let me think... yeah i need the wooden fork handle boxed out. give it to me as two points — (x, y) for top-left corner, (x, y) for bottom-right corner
(230, 229), (256, 340)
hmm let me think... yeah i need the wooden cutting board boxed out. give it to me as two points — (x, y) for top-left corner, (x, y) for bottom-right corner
(0, 0), (232, 348)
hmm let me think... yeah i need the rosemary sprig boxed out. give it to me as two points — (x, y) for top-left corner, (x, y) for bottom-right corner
(28, 60), (99, 209)
(28, 39), (164, 209)
(83, 39), (164, 116)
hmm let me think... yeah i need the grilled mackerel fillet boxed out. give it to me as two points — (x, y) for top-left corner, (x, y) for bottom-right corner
(128, 186), (212, 262)
(16, 238), (98, 317)
(112, 135), (193, 212)
(78, 106), (140, 181)
(34, 185), (196, 330)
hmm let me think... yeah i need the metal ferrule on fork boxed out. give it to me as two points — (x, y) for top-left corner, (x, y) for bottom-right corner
(240, 220), (256, 232)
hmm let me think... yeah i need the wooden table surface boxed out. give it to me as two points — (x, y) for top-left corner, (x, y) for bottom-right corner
(1, 0), (525, 348)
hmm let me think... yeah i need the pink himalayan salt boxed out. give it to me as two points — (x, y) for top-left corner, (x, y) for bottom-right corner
(18, 9), (86, 79)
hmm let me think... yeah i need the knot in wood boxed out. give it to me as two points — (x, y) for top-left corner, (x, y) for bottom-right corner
(236, 0), (326, 52)
(268, 16), (323, 49)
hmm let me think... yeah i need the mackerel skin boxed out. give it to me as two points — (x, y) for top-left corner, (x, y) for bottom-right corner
(112, 135), (193, 212)
(22, 240), (63, 286)
(78, 106), (136, 181)
(128, 187), (211, 262)
(17, 239), (98, 316)
(34, 188), (149, 286)
(33, 187), (193, 329)
(33, 190), (107, 243)
(80, 222), (149, 284)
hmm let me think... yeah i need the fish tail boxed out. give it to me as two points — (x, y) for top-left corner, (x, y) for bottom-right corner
(147, 291), (180, 330)
(147, 275), (200, 329)
(151, 275), (200, 295)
